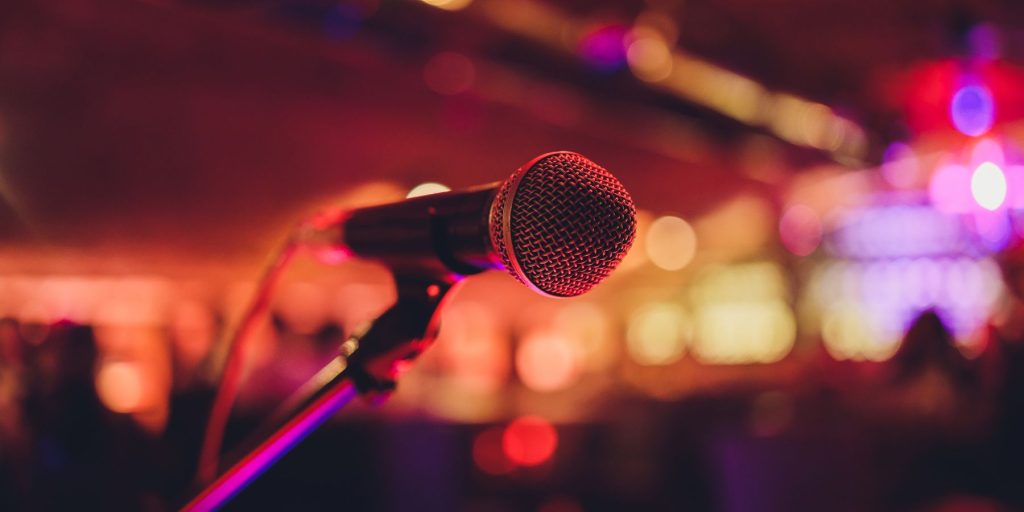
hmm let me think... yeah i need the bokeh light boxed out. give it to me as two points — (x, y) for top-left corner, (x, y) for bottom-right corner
(880, 142), (921, 188)
(779, 204), (823, 256)
(929, 163), (974, 214)
(553, 302), (616, 372)
(821, 301), (896, 361)
(171, 300), (216, 369)
(625, 303), (689, 365)
(813, 200), (1006, 360)
(645, 215), (697, 271)
(577, 25), (628, 71)
(502, 416), (558, 466)
(692, 301), (795, 364)
(515, 330), (581, 392)
(435, 301), (509, 392)
(626, 35), (673, 82)
(950, 84), (995, 137)
(275, 282), (331, 335)
(971, 161), (1007, 211)
(688, 263), (795, 364)
(96, 360), (145, 413)
(473, 426), (516, 475)
(406, 182), (451, 198)
(419, 0), (472, 11)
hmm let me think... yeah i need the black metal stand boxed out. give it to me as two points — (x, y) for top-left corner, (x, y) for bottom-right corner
(182, 272), (458, 511)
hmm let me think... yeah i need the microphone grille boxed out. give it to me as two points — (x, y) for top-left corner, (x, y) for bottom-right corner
(490, 152), (637, 297)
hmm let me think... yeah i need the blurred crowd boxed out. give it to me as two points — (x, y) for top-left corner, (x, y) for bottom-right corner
(0, 320), (210, 510)
(3, 257), (1024, 510)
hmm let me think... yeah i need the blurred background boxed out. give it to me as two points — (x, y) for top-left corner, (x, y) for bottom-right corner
(2, 0), (1024, 510)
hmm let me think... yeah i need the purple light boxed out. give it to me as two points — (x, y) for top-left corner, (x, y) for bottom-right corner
(967, 24), (1000, 60)
(973, 210), (1013, 251)
(950, 84), (995, 137)
(929, 164), (974, 214)
(578, 25), (628, 72)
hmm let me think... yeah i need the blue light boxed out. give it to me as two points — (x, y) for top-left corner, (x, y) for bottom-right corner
(950, 85), (995, 137)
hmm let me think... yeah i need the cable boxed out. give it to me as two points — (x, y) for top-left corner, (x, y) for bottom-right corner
(194, 237), (299, 486)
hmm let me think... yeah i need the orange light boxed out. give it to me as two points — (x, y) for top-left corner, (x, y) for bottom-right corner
(645, 215), (697, 271)
(515, 330), (580, 392)
(502, 416), (558, 466)
(96, 360), (145, 413)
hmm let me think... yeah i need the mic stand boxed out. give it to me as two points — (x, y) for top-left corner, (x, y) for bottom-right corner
(182, 272), (459, 511)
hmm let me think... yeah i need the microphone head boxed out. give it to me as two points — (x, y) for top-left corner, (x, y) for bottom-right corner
(489, 151), (637, 297)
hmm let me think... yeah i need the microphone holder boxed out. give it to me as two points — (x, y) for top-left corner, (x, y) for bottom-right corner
(183, 271), (459, 511)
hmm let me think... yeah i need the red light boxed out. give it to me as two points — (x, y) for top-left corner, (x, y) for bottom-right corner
(502, 416), (558, 466)
(472, 426), (515, 475)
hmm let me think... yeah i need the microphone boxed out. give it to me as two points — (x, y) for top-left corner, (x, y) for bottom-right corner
(300, 151), (637, 297)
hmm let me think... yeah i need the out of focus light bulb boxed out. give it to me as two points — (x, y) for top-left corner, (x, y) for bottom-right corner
(971, 161), (1007, 211)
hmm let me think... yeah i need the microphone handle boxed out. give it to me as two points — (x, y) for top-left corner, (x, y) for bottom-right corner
(304, 184), (500, 276)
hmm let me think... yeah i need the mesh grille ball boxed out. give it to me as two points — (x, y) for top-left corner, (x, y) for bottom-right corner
(489, 152), (637, 297)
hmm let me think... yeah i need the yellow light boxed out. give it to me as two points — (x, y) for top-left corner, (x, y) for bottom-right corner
(691, 301), (795, 364)
(821, 302), (898, 361)
(689, 262), (788, 303)
(645, 215), (697, 271)
(420, 0), (472, 11)
(627, 36), (673, 83)
(687, 262), (795, 364)
(626, 303), (690, 365)
(406, 182), (451, 198)
(693, 194), (774, 259)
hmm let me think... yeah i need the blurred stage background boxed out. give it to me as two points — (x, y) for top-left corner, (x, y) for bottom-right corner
(2, 0), (1024, 510)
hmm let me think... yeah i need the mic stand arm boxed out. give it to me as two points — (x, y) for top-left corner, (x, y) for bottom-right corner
(182, 272), (458, 511)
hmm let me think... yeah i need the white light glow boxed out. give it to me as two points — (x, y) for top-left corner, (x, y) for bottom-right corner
(645, 215), (697, 271)
(971, 161), (1007, 211)
(626, 303), (690, 365)
(407, 182), (451, 198)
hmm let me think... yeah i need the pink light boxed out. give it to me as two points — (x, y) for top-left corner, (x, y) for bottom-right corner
(970, 138), (1005, 165)
(929, 164), (974, 213)
(881, 142), (920, 188)
(779, 204), (822, 256)
(1006, 166), (1024, 208)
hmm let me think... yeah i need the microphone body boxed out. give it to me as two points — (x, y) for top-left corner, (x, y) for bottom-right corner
(305, 184), (501, 277)
(301, 151), (637, 297)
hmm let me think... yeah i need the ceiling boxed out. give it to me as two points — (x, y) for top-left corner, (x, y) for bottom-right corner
(0, 0), (1021, 276)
